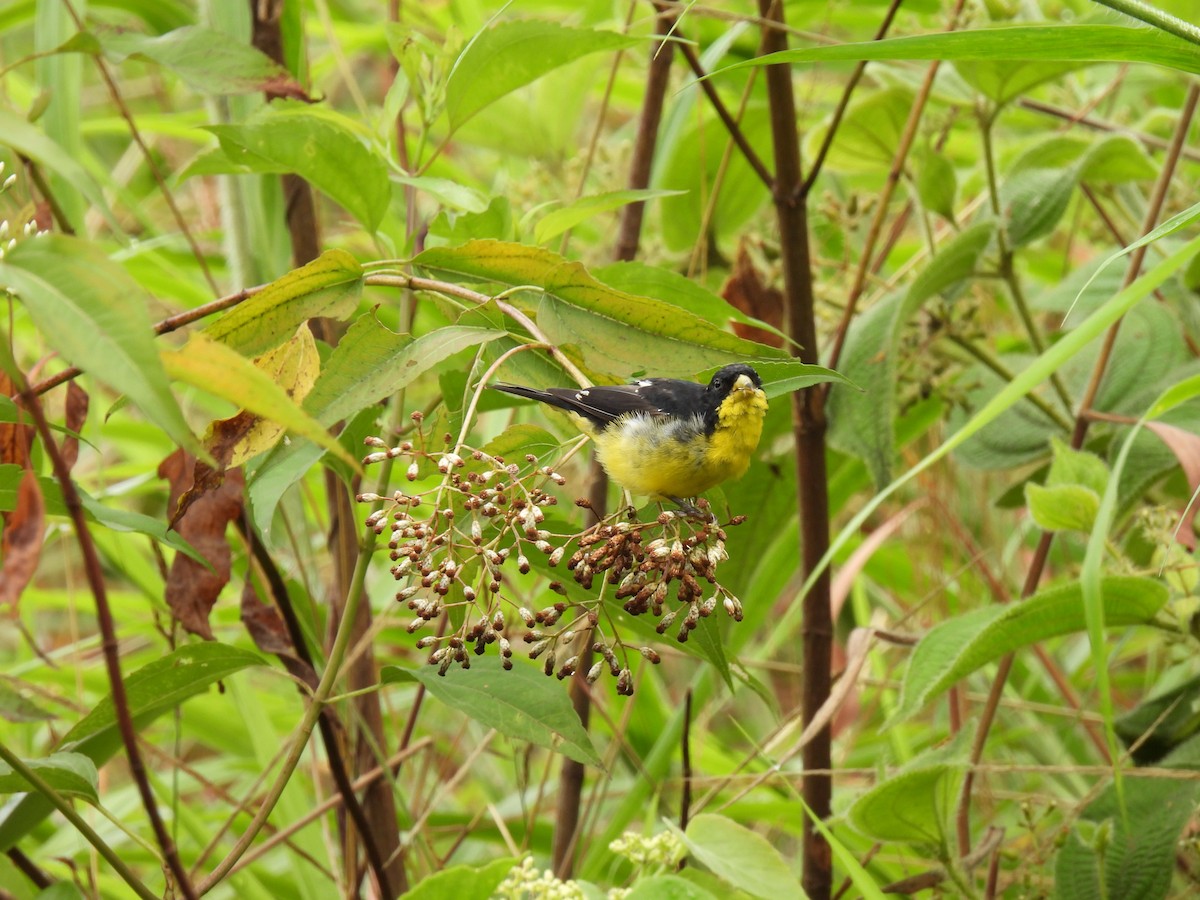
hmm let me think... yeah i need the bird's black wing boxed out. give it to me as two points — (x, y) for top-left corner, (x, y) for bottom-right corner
(493, 378), (704, 431)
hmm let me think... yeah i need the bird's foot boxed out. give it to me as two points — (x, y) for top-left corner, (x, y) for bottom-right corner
(665, 497), (716, 522)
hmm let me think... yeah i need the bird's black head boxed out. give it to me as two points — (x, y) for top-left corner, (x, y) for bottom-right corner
(706, 363), (763, 398)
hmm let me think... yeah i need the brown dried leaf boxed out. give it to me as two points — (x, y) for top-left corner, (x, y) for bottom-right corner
(160, 453), (244, 639)
(0, 468), (45, 608)
(240, 580), (317, 688)
(60, 380), (89, 471)
(722, 242), (784, 348)
(200, 325), (320, 470)
(0, 375), (32, 468)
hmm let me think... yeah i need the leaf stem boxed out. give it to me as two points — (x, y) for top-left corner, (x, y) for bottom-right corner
(1091, 0), (1200, 46)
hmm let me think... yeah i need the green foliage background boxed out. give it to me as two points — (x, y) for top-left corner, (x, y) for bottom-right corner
(2, 0), (1200, 898)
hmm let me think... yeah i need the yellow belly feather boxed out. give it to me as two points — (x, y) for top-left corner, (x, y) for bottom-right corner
(587, 388), (767, 500)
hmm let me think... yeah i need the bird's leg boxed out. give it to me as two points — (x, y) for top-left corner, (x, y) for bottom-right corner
(667, 496), (715, 522)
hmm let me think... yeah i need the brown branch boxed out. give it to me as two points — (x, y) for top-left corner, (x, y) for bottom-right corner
(754, 1), (832, 897)
(14, 375), (198, 900)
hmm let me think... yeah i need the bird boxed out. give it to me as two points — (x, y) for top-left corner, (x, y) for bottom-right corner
(491, 363), (768, 514)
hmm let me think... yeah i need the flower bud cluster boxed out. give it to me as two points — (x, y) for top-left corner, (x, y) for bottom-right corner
(559, 511), (746, 643)
(358, 421), (575, 678)
(359, 416), (748, 696)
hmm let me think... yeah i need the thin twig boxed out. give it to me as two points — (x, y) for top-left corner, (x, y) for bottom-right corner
(823, 0), (967, 379)
(802, 0), (904, 194)
(14, 377), (198, 900)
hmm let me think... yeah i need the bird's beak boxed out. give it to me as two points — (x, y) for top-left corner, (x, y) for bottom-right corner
(733, 374), (756, 393)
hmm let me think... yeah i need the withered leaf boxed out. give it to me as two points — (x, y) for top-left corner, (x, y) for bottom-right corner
(722, 242), (784, 349)
(1146, 421), (1200, 547)
(240, 580), (317, 689)
(60, 381), (89, 471)
(0, 468), (45, 608)
(159, 452), (244, 640)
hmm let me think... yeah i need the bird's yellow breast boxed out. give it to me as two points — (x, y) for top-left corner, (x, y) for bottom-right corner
(588, 387), (767, 500)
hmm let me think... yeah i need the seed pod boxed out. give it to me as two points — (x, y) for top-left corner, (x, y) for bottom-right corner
(723, 594), (743, 621)
(406, 462), (420, 481)
(616, 668), (634, 696)
(586, 661), (604, 684)
(547, 546), (565, 567)
(639, 647), (661, 664)
(519, 607), (535, 627)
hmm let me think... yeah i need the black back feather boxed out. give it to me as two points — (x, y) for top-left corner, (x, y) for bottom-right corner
(492, 363), (762, 435)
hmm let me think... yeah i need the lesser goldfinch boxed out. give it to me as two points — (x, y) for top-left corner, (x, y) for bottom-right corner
(492, 364), (768, 511)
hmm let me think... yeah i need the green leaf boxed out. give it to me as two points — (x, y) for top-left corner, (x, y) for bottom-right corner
(626, 875), (719, 900)
(446, 20), (640, 131)
(1046, 436), (1110, 494)
(593, 260), (780, 335)
(1115, 673), (1200, 765)
(828, 223), (993, 485)
(161, 333), (357, 468)
(305, 320), (504, 430)
(1026, 437), (1109, 531)
(1055, 777), (1200, 900)
(392, 174), (490, 214)
(715, 25), (1200, 77)
(247, 321), (502, 535)
(428, 196), (516, 246)
(1025, 483), (1100, 533)
(0, 642), (264, 850)
(204, 249), (364, 356)
(100, 24), (301, 96)
(0, 678), (53, 723)
(914, 149), (957, 221)
(895, 577), (1168, 721)
(382, 657), (602, 767)
(849, 763), (963, 847)
(809, 223), (1200, 604)
(905, 221), (995, 310)
(478, 424), (563, 464)
(402, 857), (517, 900)
(741, 358), (856, 399)
(78, 491), (209, 567)
(0, 235), (201, 457)
(804, 88), (912, 173)
(954, 59), (1080, 105)
(1002, 166), (1076, 247)
(413, 240), (785, 379)
(203, 104), (390, 230)
(0, 752), (98, 804)
(533, 189), (684, 244)
(680, 813), (805, 900)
